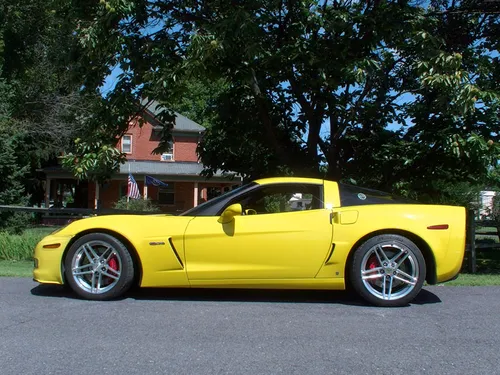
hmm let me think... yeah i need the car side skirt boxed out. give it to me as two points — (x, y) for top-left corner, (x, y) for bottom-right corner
(187, 278), (345, 290)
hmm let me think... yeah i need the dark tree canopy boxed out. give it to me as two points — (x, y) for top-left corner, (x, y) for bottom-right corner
(65, 0), (499, 196)
(2, 0), (500, 204)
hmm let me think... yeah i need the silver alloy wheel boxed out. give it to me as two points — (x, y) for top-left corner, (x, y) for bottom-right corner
(71, 240), (122, 294)
(360, 242), (419, 301)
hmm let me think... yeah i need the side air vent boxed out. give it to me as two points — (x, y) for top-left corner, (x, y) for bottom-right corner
(168, 238), (184, 268)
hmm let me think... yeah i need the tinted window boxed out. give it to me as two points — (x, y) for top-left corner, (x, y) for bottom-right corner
(228, 183), (323, 214)
(339, 184), (414, 207)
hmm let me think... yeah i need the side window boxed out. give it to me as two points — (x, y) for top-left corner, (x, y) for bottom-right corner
(231, 184), (323, 214)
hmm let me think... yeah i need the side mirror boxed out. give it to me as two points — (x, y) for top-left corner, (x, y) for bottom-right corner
(218, 203), (243, 224)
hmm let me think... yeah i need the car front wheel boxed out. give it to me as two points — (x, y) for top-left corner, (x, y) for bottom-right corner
(349, 234), (426, 307)
(64, 233), (135, 300)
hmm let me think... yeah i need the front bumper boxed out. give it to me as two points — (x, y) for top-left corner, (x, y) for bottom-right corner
(33, 235), (73, 284)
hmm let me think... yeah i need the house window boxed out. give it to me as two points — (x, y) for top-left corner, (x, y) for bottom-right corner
(158, 183), (175, 205)
(121, 135), (132, 153)
(160, 141), (174, 161)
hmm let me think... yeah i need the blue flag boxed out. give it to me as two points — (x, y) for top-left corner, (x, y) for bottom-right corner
(145, 175), (169, 188)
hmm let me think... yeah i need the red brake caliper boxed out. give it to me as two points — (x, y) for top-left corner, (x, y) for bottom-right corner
(108, 256), (119, 272)
(103, 255), (119, 286)
(367, 255), (378, 270)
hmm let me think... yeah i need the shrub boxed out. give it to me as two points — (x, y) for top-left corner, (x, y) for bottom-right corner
(113, 197), (160, 212)
(0, 227), (55, 261)
(0, 212), (34, 235)
(428, 181), (483, 209)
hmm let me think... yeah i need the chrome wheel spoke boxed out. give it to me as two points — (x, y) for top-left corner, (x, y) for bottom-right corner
(381, 276), (387, 298)
(391, 249), (410, 267)
(73, 269), (93, 276)
(82, 246), (94, 263)
(101, 269), (120, 280)
(73, 263), (93, 275)
(362, 267), (384, 280)
(374, 246), (390, 265)
(85, 243), (100, 260)
(71, 240), (122, 294)
(394, 270), (417, 286)
(90, 272), (97, 293)
(97, 272), (103, 290)
(384, 276), (394, 300)
(101, 247), (113, 261)
(361, 241), (419, 302)
(106, 265), (120, 277)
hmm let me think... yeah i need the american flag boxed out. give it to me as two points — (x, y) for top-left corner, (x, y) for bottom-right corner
(127, 174), (141, 199)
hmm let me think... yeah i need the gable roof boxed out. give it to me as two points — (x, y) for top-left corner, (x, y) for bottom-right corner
(140, 99), (205, 133)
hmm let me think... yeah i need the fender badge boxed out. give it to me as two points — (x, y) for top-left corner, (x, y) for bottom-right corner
(149, 241), (166, 246)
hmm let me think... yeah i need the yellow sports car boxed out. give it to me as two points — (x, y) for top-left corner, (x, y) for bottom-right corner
(33, 177), (466, 307)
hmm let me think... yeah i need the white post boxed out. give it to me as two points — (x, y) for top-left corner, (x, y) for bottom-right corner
(144, 179), (148, 200)
(95, 182), (100, 210)
(194, 182), (199, 207)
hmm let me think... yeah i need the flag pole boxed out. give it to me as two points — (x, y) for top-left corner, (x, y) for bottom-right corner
(127, 164), (130, 209)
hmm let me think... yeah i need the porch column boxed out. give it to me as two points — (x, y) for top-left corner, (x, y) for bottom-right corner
(94, 182), (100, 210)
(143, 184), (148, 200)
(45, 178), (51, 208)
(193, 182), (199, 207)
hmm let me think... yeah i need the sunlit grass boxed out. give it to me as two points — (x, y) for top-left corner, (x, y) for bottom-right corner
(441, 274), (500, 286)
(0, 260), (33, 277)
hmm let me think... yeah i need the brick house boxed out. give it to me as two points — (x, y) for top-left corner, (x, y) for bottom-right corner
(41, 100), (241, 214)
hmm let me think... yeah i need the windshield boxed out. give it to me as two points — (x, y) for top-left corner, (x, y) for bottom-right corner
(180, 182), (257, 216)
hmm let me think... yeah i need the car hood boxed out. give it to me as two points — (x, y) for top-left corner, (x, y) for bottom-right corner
(57, 214), (194, 239)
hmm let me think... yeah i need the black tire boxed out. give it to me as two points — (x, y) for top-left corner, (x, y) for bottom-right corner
(349, 234), (426, 307)
(64, 233), (135, 300)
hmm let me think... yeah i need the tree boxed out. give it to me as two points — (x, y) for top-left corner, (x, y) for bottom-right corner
(0, 0), (92, 214)
(57, 1), (500, 194)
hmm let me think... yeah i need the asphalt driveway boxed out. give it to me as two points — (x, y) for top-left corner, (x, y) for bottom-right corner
(1, 278), (499, 375)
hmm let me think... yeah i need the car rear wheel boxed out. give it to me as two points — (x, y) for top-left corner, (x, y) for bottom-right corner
(349, 234), (426, 307)
(64, 233), (135, 300)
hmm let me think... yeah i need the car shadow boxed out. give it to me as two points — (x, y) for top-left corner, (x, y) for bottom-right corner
(410, 288), (442, 305)
(30, 284), (441, 307)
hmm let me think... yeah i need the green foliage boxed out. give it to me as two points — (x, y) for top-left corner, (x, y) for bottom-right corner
(422, 181), (483, 208)
(0, 212), (34, 235)
(1, 0), (90, 206)
(0, 227), (54, 261)
(0, 109), (32, 231)
(491, 194), (500, 222)
(0, 0), (493, 204)
(61, 138), (126, 183)
(169, 78), (229, 129)
(0, 129), (28, 204)
(113, 197), (160, 212)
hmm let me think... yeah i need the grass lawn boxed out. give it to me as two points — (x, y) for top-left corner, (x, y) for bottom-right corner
(0, 260), (33, 277)
(442, 273), (500, 286)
